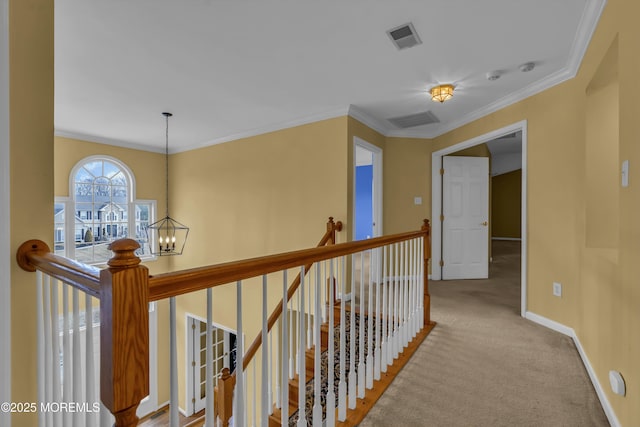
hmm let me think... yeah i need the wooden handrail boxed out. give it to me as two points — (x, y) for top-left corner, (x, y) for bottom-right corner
(241, 217), (342, 372)
(16, 239), (102, 299)
(148, 228), (426, 301)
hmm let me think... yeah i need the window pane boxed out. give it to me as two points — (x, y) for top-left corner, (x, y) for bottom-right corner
(134, 202), (152, 256)
(103, 161), (120, 179)
(83, 161), (102, 177)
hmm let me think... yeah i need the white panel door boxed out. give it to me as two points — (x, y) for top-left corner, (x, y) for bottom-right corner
(442, 156), (489, 279)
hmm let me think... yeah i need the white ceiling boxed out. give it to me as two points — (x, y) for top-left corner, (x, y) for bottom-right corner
(54, 0), (605, 153)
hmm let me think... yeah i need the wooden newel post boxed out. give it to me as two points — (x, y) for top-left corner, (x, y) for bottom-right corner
(326, 216), (343, 245)
(421, 219), (431, 326)
(326, 217), (343, 304)
(100, 239), (150, 427)
(216, 368), (236, 427)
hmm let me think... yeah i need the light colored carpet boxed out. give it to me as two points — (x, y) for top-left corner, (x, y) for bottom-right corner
(360, 241), (609, 427)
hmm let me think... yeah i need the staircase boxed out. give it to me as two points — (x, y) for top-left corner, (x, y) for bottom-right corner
(18, 217), (433, 427)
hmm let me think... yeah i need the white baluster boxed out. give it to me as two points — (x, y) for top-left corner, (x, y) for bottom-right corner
(403, 240), (410, 348)
(380, 245), (388, 373)
(325, 258), (336, 427)
(357, 253), (365, 398)
(392, 244), (399, 360)
(409, 239), (417, 340)
(235, 281), (245, 427)
(272, 322), (278, 411)
(61, 283), (70, 427)
(374, 247), (381, 381)
(387, 244), (394, 364)
(252, 362), (257, 427)
(307, 266), (313, 350)
(281, 270), (289, 425)
(72, 288), (81, 427)
(366, 250), (374, 389)
(169, 297), (179, 427)
(205, 289), (214, 427)
(51, 279), (62, 427)
(348, 255), (356, 409)
(419, 236), (425, 327)
(399, 241), (406, 349)
(321, 260), (327, 324)
(292, 279), (298, 378)
(43, 275), (54, 427)
(36, 272), (46, 427)
(297, 266), (307, 427)
(412, 238), (419, 337)
(312, 266), (322, 427)
(338, 256), (347, 420)
(85, 294), (97, 427)
(261, 275), (269, 427)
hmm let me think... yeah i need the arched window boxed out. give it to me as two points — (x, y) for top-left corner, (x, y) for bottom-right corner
(55, 156), (156, 264)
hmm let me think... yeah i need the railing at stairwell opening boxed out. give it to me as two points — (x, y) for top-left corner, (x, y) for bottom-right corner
(217, 220), (432, 427)
(17, 217), (432, 427)
(15, 217), (344, 427)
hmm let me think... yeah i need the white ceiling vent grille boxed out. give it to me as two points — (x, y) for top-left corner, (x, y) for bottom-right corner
(388, 111), (439, 128)
(387, 22), (422, 50)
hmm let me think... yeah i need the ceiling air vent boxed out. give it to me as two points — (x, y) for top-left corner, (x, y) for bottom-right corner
(388, 111), (439, 129)
(387, 22), (422, 50)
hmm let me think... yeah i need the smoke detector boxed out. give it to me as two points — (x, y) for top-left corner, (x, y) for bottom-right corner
(387, 22), (422, 50)
(519, 62), (535, 72)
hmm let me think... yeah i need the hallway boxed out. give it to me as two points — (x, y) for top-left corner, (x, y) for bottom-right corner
(360, 240), (609, 427)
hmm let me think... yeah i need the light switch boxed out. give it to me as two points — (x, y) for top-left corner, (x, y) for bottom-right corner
(414, 196), (422, 205)
(622, 160), (629, 187)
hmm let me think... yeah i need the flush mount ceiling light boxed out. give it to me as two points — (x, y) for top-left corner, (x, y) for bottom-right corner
(146, 112), (189, 256)
(430, 84), (454, 103)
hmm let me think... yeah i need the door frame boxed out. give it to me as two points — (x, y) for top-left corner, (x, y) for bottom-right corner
(431, 120), (528, 316)
(353, 137), (383, 240)
(185, 313), (239, 417)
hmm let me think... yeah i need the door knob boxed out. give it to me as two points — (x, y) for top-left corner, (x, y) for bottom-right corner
(481, 221), (488, 226)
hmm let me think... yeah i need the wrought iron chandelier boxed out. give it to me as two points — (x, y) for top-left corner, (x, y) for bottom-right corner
(146, 112), (189, 256)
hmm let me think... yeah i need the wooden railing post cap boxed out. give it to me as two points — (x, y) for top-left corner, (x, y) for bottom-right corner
(107, 238), (142, 269)
(422, 219), (430, 231)
(16, 239), (51, 272)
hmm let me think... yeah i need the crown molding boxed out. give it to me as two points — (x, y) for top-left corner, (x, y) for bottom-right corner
(347, 105), (391, 136)
(55, 129), (166, 153)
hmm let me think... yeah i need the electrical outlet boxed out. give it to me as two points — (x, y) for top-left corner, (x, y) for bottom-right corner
(553, 282), (562, 297)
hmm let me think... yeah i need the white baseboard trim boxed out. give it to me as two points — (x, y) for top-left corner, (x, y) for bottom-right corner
(491, 237), (522, 241)
(525, 311), (620, 427)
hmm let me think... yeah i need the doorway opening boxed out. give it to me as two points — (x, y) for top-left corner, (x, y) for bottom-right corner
(353, 137), (382, 241)
(185, 315), (237, 416)
(431, 120), (528, 316)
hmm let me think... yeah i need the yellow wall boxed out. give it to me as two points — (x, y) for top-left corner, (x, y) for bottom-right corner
(9, 1), (53, 425)
(424, 0), (639, 424)
(383, 137), (431, 234)
(168, 117), (349, 410)
(491, 170), (522, 239)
